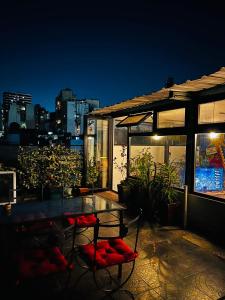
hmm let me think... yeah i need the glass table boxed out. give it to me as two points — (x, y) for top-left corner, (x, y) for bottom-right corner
(0, 194), (126, 225)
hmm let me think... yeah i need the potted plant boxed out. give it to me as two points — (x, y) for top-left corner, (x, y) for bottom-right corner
(129, 147), (155, 212)
(150, 161), (180, 225)
(17, 145), (82, 200)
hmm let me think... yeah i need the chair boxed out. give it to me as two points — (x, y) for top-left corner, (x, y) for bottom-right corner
(9, 232), (75, 297)
(76, 208), (142, 296)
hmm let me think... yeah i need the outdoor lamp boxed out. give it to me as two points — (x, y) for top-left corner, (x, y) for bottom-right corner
(209, 132), (218, 139)
(153, 135), (161, 140)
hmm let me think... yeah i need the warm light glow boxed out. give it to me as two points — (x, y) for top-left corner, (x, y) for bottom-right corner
(209, 132), (219, 139)
(153, 135), (161, 140)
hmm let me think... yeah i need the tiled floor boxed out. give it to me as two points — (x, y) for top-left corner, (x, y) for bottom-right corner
(5, 210), (225, 300)
(2, 191), (225, 300)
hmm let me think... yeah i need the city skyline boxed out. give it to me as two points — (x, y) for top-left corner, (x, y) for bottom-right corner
(1, 1), (225, 112)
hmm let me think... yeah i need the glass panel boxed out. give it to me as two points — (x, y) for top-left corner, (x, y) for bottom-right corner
(157, 108), (185, 128)
(112, 117), (127, 191)
(130, 114), (153, 133)
(96, 119), (108, 188)
(130, 135), (186, 188)
(198, 100), (225, 124)
(114, 117), (127, 145)
(117, 113), (148, 127)
(86, 119), (108, 189)
(87, 118), (96, 135)
(195, 133), (225, 199)
(87, 136), (95, 160)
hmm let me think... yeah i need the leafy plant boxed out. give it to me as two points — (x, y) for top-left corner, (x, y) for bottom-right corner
(130, 147), (155, 189)
(150, 161), (180, 205)
(18, 145), (82, 190)
(86, 158), (100, 191)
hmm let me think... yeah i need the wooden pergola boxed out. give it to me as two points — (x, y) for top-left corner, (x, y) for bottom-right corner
(90, 66), (225, 116)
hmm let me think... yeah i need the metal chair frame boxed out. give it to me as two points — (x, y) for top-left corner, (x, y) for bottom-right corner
(74, 208), (142, 296)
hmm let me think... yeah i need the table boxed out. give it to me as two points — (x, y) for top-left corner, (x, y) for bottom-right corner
(0, 194), (126, 225)
(0, 195), (126, 260)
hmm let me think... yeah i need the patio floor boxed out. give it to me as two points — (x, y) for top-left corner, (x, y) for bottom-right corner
(2, 192), (225, 300)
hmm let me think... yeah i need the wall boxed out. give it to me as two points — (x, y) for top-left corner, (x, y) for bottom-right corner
(112, 145), (127, 191)
(187, 193), (225, 246)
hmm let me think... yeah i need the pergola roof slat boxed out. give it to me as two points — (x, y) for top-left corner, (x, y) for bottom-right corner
(91, 67), (225, 116)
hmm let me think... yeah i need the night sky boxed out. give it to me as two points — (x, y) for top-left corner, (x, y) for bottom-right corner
(1, 0), (225, 112)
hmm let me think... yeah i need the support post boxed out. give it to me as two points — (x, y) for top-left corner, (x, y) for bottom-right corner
(183, 184), (188, 229)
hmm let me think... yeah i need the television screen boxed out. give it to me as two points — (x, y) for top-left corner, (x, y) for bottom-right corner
(195, 167), (224, 192)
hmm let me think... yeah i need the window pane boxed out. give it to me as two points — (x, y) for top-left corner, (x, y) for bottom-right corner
(97, 120), (108, 188)
(86, 119), (109, 188)
(157, 108), (185, 128)
(130, 135), (186, 188)
(117, 113), (148, 127)
(113, 117), (127, 191)
(198, 100), (225, 124)
(195, 133), (225, 199)
(114, 117), (127, 145)
(130, 115), (153, 133)
(87, 118), (96, 135)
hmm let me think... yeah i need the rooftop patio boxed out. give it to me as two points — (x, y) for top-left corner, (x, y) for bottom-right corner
(1, 192), (224, 300)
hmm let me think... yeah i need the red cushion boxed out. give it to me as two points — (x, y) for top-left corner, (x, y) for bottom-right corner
(66, 214), (97, 227)
(15, 246), (73, 280)
(80, 239), (138, 269)
(79, 187), (90, 195)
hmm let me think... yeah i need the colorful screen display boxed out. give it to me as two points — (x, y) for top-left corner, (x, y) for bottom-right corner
(195, 167), (224, 192)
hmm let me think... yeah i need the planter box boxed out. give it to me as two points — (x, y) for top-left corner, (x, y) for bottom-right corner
(43, 187), (63, 200)
(117, 180), (148, 215)
(158, 202), (181, 226)
(117, 183), (131, 203)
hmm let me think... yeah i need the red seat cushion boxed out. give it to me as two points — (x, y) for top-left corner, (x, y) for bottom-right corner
(79, 187), (90, 195)
(79, 239), (138, 269)
(15, 246), (74, 280)
(66, 214), (97, 227)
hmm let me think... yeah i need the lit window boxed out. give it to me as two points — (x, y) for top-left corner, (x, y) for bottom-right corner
(198, 100), (225, 124)
(195, 133), (225, 199)
(157, 108), (185, 128)
(130, 135), (186, 188)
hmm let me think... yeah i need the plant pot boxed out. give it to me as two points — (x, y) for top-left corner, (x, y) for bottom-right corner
(43, 186), (63, 200)
(64, 187), (73, 198)
(117, 183), (131, 203)
(159, 202), (180, 226)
